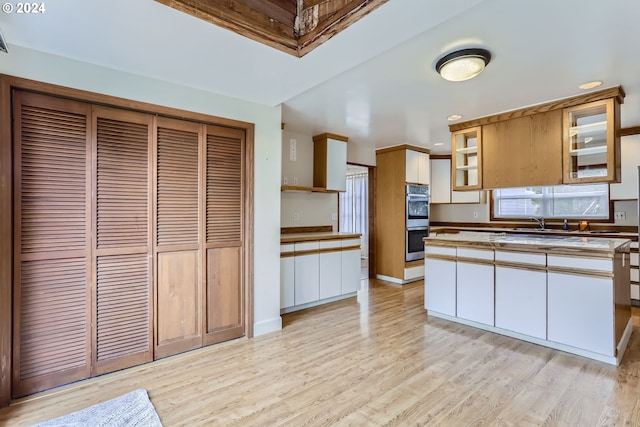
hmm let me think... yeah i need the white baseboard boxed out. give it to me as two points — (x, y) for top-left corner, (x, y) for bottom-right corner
(376, 274), (422, 285)
(376, 274), (403, 284)
(253, 316), (282, 336)
(280, 292), (357, 314)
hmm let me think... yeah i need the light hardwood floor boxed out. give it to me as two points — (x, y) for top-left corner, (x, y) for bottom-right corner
(2, 279), (640, 426)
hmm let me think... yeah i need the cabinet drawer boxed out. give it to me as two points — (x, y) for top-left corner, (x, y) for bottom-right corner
(319, 240), (342, 250)
(457, 248), (494, 261)
(547, 255), (612, 272)
(495, 250), (546, 266)
(632, 268), (639, 283)
(425, 246), (456, 257)
(631, 242), (638, 249)
(631, 253), (639, 266)
(341, 238), (361, 248)
(295, 241), (320, 251)
(281, 244), (294, 254)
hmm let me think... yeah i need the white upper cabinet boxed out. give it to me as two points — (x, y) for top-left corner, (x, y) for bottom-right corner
(430, 158), (451, 204)
(406, 149), (430, 185)
(431, 157), (480, 204)
(313, 133), (348, 192)
(609, 134), (640, 200)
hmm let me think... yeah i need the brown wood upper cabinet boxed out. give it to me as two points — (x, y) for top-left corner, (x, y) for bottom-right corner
(449, 86), (624, 190)
(482, 110), (563, 189)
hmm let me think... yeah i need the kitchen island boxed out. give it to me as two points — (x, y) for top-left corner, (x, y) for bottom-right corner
(424, 231), (632, 365)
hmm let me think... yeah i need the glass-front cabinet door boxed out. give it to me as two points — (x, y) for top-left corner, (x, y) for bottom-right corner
(563, 98), (620, 184)
(452, 126), (482, 191)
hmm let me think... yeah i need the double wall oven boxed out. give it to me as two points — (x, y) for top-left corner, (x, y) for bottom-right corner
(406, 184), (429, 261)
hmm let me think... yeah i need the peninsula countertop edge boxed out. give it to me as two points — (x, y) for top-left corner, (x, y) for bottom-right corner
(424, 231), (631, 257)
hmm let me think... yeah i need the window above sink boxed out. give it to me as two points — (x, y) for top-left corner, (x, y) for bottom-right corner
(492, 183), (610, 221)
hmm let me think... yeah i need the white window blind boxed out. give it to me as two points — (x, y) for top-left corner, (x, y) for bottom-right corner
(493, 184), (609, 220)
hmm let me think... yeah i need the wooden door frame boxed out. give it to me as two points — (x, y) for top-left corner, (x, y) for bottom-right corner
(337, 162), (376, 279)
(0, 74), (255, 408)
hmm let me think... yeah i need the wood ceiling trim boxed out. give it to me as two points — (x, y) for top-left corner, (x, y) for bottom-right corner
(449, 86), (625, 132)
(155, 0), (299, 56)
(298, 0), (388, 56)
(155, 0), (389, 57)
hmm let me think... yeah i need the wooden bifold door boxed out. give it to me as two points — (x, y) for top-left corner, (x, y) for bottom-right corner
(12, 90), (246, 398)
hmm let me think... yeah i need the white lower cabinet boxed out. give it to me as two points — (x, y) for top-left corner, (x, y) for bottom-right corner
(319, 243), (342, 300)
(456, 261), (494, 326)
(341, 244), (361, 294)
(425, 258), (456, 316)
(281, 237), (361, 312)
(548, 271), (614, 356)
(280, 255), (295, 308)
(495, 266), (546, 339)
(294, 242), (320, 306)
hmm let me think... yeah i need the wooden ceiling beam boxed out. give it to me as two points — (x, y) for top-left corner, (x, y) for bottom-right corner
(155, 0), (388, 57)
(238, 0), (296, 27)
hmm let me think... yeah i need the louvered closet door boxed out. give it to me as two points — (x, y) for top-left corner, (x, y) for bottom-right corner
(12, 92), (92, 398)
(203, 125), (245, 345)
(154, 117), (203, 359)
(93, 107), (153, 375)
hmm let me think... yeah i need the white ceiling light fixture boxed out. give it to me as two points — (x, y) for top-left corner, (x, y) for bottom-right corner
(447, 114), (462, 121)
(435, 48), (491, 82)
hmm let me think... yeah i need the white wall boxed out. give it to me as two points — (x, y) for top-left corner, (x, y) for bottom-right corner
(280, 131), (376, 230)
(281, 130), (339, 229)
(347, 141), (376, 166)
(431, 202), (490, 223)
(1, 45), (283, 336)
(282, 130), (315, 187)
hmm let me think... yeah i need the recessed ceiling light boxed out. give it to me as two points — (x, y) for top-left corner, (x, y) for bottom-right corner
(435, 48), (492, 82)
(447, 114), (462, 121)
(579, 81), (602, 90)
(434, 143), (445, 146)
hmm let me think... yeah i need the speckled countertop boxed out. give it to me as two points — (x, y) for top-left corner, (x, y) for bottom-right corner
(429, 225), (637, 240)
(281, 232), (361, 244)
(424, 231), (631, 256)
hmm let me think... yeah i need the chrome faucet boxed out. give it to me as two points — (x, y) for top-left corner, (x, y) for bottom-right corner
(530, 216), (545, 230)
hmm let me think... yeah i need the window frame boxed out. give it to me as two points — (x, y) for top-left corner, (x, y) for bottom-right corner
(489, 184), (614, 223)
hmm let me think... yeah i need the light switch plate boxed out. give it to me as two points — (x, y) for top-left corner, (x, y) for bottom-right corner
(290, 139), (297, 161)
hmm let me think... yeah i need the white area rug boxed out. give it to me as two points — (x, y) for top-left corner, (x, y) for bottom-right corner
(32, 389), (163, 427)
